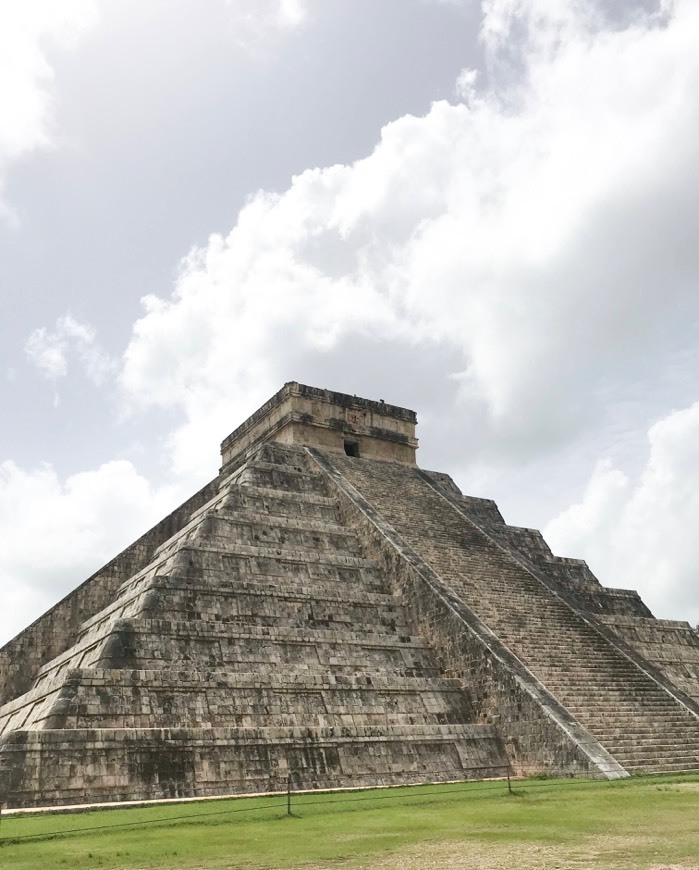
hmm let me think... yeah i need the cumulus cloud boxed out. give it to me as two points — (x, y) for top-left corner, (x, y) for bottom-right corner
(0, 459), (180, 645)
(0, 0), (97, 221)
(5, 0), (699, 643)
(545, 402), (699, 627)
(120, 0), (699, 480)
(25, 314), (115, 386)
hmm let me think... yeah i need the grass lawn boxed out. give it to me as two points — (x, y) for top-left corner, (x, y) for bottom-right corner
(1, 775), (698, 869)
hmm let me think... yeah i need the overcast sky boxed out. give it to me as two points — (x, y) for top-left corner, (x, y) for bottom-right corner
(1, 0), (698, 645)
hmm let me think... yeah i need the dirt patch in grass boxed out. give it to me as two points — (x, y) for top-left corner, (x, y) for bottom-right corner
(345, 840), (585, 869)
(297, 835), (699, 870)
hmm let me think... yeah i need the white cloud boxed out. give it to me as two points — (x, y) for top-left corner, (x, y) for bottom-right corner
(0, 0), (97, 221)
(25, 314), (115, 385)
(0, 459), (180, 645)
(120, 0), (699, 480)
(543, 459), (632, 575)
(545, 402), (699, 627)
(4, 0), (699, 644)
(225, 0), (310, 54)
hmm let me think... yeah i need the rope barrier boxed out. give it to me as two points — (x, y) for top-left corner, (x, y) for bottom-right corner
(1, 766), (696, 846)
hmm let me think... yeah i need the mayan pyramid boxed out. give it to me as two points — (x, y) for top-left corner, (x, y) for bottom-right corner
(1, 382), (698, 808)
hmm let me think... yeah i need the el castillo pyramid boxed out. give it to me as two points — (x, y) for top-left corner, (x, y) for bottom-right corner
(1, 383), (699, 808)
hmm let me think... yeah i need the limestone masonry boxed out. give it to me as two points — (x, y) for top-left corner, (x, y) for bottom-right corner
(1, 382), (698, 807)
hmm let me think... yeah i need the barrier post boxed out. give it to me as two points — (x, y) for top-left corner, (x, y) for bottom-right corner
(287, 774), (292, 816)
(507, 765), (513, 795)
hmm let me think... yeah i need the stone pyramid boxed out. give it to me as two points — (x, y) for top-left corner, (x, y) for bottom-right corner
(1, 383), (698, 808)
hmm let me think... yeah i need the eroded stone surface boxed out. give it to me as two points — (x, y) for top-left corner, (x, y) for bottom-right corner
(0, 438), (506, 807)
(1, 384), (698, 808)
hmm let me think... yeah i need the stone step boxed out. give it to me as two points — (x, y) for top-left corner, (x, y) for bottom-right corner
(128, 618), (432, 649)
(56, 617), (438, 676)
(195, 514), (362, 556)
(535, 664), (656, 677)
(565, 703), (691, 716)
(547, 683), (678, 698)
(593, 718), (699, 734)
(46, 515), (408, 683)
(125, 545), (385, 595)
(6, 720), (502, 748)
(221, 481), (335, 504)
(328, 453), (699, 763)
(544, 684), (669, 697)
(567, 707), (697, 725)
(2, 668), (469, 737)
(158, 578), (402, 607)
(205, 509), (349, 537)
(575, 719), (695, 734)
(238, 462), (329, 495)
(147, 473), (341, 568)
(61, 709), (472, 731)
(250, 443), (314, 468)
(106, 541), (381, 608)
(588, 723), (698, 740)
(550, 696), (685, 714)
(622, 759), (699, 774)
(153, 540), (377, 570)
(246, 455), (319, 473)
(56, 667), (475, 731)
(511, 635), (632, 648)
(596, 734), (699, 749)
(77, 565), (394, 641)
(36, 617), (442, 683)
(622, 750), (699, 763)
(612, 747), (699, 764)
(149, 591), (408, 632)
(80, 667), (465, 692)
(515, 640), (638, 654)
(526, 662), (646, 678)
(591, 718), (699, 732)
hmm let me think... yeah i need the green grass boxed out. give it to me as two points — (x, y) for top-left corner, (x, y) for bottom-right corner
(1, 775), (698, 869)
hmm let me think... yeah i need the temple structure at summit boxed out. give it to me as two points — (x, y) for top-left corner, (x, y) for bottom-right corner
(1, 382), (698, 807)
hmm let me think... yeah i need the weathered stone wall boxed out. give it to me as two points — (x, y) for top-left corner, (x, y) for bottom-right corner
(3, 668), (474, 732)
(363, 545), (609, 776)
(598, 615), (699, 703)
(1, 722), (504, 808)
(6, 426), (698, 809)
(449, 491), (653, 618)
(316, 450), (699, 776)
(0, 478), (220, 706)
(0, 443), (509, 808)
(311, 450), (621, 778)
(572, 587), (653, 617)
(220, 382), (418, 473)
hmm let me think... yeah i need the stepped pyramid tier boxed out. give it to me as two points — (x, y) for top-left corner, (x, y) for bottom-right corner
(1, 383), (698, 807)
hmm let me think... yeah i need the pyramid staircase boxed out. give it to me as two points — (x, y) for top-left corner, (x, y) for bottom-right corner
(324, 453), (699, 775)
(0, 444), (506, 807)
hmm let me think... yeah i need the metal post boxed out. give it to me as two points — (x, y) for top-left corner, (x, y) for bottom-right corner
(507, 766), (513, 795)
(287, 773), (292, 816)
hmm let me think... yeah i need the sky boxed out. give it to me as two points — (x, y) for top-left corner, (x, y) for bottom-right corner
(1, 0), (699, 645)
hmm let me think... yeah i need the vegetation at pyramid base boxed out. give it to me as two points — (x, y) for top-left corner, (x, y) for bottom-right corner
(1, 774), (698, 870)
